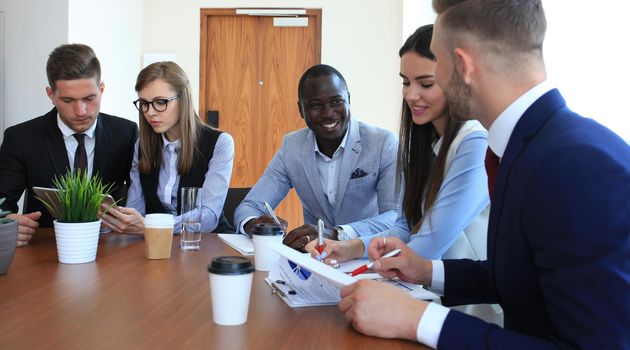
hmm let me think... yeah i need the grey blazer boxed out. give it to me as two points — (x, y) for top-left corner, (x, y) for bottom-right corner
(234, 119), (400, 235)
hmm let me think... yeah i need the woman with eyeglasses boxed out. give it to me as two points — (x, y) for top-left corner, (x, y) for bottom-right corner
(100, 61), (234, 235)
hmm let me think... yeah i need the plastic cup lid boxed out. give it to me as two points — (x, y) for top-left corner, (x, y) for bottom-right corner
(144, 214), (175, 227)
(207, 256), (255, 275)
(251, 223), (284, 236)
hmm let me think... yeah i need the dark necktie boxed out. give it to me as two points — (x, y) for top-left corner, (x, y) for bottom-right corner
(73, 133), (88, 175)
(484, 147), (500, 201)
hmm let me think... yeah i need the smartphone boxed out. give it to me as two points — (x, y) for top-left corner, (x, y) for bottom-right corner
(32, 186), (116, 218)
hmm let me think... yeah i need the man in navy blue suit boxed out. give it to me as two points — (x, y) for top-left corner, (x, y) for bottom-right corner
(338, 0), (630, 348)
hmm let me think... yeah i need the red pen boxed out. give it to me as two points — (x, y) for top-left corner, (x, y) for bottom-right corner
(316, 219), (325, 254)
(350, 248), (402, 277)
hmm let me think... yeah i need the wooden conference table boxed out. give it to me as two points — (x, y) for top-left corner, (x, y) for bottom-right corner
(0, 229), (427, 349)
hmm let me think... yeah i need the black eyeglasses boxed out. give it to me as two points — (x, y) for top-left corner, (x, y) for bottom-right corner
(132, 96), (179, 113)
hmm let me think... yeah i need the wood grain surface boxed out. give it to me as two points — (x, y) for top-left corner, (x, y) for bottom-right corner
(0, 229), (426, 349)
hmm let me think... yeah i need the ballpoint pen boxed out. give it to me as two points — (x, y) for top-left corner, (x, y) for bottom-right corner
(263, 201), (281, 225)
(317, 219), (325, 254)
(350, 248), (402, 277)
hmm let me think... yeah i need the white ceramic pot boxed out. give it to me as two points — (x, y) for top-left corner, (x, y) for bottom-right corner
(53, 219), (101, 264)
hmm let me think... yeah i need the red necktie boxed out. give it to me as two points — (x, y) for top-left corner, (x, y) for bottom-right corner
(73, 133), (88, 175)
(484, 147), (500, 201)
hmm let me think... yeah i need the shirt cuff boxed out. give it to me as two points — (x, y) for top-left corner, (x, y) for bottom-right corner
(239, 216), (258, 235)
(430, 260), (445, 295)
(337, 224), (358, 240)
(416, 302), (450, 348)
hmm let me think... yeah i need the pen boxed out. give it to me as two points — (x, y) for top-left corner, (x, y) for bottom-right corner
(317, 219), (325, 254)
(263, 201), (281, 225)
(350, 248), (402, 277)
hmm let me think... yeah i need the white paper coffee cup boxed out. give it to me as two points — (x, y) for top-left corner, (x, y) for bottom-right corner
(208, 256), (255, 325)
(251, 223), (284, 271)
(144, 214), (175, 259)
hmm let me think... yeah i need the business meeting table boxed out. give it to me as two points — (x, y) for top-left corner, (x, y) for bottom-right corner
(0, 229), (428, 349)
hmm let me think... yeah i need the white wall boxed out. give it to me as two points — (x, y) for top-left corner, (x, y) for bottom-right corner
(403, 0), (630, 142)
(544, 0), (630, 142)
(0, 0), (68, 136)
(402, 0), (435, 42)
(68, 0), (143, 122)
(142, 0), (403, 133)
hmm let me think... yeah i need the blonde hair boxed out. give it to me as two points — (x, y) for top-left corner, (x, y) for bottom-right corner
(135, 61), (204, 175)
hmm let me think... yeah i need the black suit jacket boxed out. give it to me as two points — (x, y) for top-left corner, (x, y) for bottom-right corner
(0, 108), (138, 227)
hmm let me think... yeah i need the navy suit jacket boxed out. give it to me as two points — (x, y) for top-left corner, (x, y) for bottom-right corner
(438, 90), (630, 349)
(0, 108), (138, 227)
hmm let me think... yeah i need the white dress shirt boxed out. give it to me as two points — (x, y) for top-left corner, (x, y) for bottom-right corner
(57, 115), (97, 178)
(415, 81), (553, 347)
(238, 127), (358, 237)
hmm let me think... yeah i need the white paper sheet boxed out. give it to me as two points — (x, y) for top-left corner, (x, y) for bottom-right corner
(217, 234), (254, 255)
(266, 242), (356, 287)
(266, 243), (439, 307)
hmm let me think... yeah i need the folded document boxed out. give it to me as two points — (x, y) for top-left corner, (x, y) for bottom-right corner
(266, 242), (437, 307)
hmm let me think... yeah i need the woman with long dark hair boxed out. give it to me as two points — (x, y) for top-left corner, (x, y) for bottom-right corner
(307, 24), (489, 261)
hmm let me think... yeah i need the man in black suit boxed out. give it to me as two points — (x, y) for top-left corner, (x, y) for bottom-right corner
(0, 43), (138, 246)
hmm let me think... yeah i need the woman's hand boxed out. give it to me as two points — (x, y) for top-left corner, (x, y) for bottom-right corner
(304, 238), (365, 264)
(367, 236), (432, 286)
(99, 204), (145, 234)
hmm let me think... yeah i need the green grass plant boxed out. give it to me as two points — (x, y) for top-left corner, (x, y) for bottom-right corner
(37, 170), (115, 223)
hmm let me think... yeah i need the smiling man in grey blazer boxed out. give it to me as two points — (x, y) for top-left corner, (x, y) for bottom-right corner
(234, 64), (401, 251)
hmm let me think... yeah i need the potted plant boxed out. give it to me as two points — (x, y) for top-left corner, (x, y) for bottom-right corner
(0, 198), (18, 275)
(37, 170), (114, 264)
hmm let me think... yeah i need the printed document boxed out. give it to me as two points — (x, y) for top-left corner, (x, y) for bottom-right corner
(266, 242), (438, 307)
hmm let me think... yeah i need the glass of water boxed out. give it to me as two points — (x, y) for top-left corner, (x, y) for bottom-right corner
(180, 187), (202, 251)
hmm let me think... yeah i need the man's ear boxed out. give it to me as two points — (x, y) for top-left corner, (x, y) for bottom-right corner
(46, 86), (54, 100)
(453, 47), (474, 84)
(99, 81), (105, 94)
(297, 101), (305, 119)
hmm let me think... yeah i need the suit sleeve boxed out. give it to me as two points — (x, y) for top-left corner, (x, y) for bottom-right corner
(438, 142), (630, 349)
(233, 136), (293, 228)
(0, 128), (28, 212)
(346, 131), (400, 234)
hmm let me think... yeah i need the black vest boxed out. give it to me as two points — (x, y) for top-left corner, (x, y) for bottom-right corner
(139, 127), (234, 232)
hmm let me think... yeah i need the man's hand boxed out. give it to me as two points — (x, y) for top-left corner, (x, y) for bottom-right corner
(282, 224), (319, 252)
(243, 215), (288, 236)
(7, 211), (42, 247)
(368, 236), (433, 286)
(339, 279), (428, 340)
(305, 238), (364, 263)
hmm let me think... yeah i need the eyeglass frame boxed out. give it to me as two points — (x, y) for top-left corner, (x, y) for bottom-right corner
(132, 95), (179, 113)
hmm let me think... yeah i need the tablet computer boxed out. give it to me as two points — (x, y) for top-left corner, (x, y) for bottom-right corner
(32, 186), (116, 219)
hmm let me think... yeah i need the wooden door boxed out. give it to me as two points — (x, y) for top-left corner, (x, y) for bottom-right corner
(200, 9), (321, 230)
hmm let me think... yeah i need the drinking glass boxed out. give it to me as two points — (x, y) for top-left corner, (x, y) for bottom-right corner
(180, 187), (202, 251)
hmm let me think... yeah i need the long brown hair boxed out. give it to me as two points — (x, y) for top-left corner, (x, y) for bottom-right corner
(135, 61), (207, 175)
(397, 25), (463, 233)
